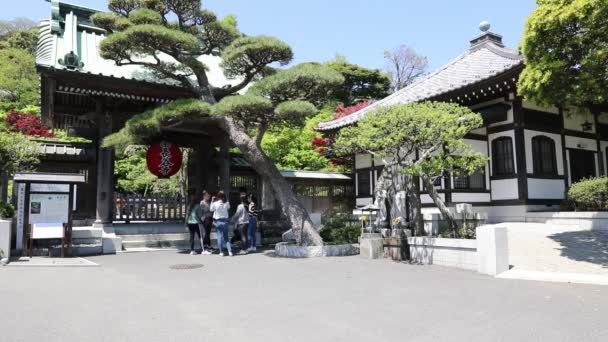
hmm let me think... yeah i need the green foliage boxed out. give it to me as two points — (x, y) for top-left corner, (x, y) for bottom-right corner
(327, 60), (391, 105)
(319, 208), (359, 245)
(0, 130), (41, 176)
(91, 12), (132, 32)
(249, 63), (344, 106)
(0, 201), (15, 219)
(0, 18), (37, 54)
(568, 177), (608, 211)
(114, 148), (181, 195)
(0, 48), (38, 112)
(36, 129), (93, 144)
(261, 107), (340, 171)
(103, 99), (212, 149)
(100, 24), (199, 62)
(213, 95), (273, 126)
(273, 101), (317, 127)
(334, 101), (487, 180)
(519, 0), (608, 107)
(128, 8), (163, 25)
(221, 36), (293, 77)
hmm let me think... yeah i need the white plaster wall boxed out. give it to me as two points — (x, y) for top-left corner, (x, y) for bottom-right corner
(524, 130), (564, 175)
(527, 178), (566, 199)
(355, 154), (372, 169)
(488, 130), (517, 176)
(421, 193), (444, 204)
(522, 100), (559, 114)
(490, 178), (519, 200)
(451, 192), (491, 203)
(598, 113), (608, 124)
(565, 136), (597, 151)
(470, 127), (487, 135)
(564, 108), (596, 134)
(408, 237), (478, 271)
(356, 197), (373, 207)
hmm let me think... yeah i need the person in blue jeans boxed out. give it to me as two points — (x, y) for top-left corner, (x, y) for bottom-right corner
(210, 191), (232, 256)
(247, 193), (260, 253)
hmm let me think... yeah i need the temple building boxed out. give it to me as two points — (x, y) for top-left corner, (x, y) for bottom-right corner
(27, 0), (353, 253)
(317, 23), (608, 223)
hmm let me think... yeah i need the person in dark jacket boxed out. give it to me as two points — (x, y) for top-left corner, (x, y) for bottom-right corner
(246, 193), (260, 252)
(185, 194), (204, 255)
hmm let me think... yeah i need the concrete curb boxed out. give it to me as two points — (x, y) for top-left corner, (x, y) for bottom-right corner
(497, 268), (608, 286)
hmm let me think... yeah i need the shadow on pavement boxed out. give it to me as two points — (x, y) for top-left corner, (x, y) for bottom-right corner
(548, 230), (608, 268)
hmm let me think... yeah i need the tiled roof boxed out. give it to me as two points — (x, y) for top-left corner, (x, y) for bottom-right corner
(317, 35), (523, 131)
(36, 0), (243, 90)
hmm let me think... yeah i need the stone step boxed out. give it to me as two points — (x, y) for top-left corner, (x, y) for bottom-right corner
(28, 244), (103, 257)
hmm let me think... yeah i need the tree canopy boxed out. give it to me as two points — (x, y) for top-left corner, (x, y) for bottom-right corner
(97, 0), (345, 246)
(0, 18), (38, 54)
(518, 0), (608, 107)
(0, 48), (38, 112)
(326, 59), (390, 105)
(383, 45), (428, 92)
(333, 102), (487, 234)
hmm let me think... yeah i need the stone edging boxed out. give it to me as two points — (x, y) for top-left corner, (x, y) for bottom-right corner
(275, 242), (359, 258)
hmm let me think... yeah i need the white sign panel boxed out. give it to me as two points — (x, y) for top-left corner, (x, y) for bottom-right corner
(29, 194), (69, 225)
(31, 223), (64, 239)
(30, 183), (70, 193)
(15, 183), (25, 252)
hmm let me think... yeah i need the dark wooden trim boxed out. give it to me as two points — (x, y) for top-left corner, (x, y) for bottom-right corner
(559, 107), (570, 187)
(490, 174), (518, 181)
(525, 199), (563, 205)
(526, 173), (565, 180)
(523, 124), (562, 135)
(464, 133), (488, 141)
(450, 189), (492, 194)
(563, 129), (597, 139)
(487, 123), (515, 134)
(490, 199), (526, 206)
(513, 97), (528, 201)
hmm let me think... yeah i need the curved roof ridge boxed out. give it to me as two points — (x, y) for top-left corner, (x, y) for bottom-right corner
(317, 42), (523, 131)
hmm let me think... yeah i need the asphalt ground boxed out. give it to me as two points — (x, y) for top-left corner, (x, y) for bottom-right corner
(1, 250), (607, 342)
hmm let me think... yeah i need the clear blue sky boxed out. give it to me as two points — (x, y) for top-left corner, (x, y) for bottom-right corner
(4, 0), (537, 70)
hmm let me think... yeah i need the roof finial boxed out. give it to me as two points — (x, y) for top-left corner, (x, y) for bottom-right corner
(479, 21), (491, 33)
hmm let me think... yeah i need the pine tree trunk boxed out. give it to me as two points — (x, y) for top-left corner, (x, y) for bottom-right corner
(218, 117), (324, 246)
(405, 175), (423, 235)
(422, 177), (457, 235)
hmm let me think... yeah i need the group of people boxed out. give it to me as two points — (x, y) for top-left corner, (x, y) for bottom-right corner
(185, 188), (259, 256)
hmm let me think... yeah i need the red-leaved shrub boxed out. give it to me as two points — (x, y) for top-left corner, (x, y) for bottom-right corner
(332, 100), (370, 120)
(4, 110), (54, 137)
(311, 136), (329, 147)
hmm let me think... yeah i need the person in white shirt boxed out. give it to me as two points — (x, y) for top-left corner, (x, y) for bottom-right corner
(230, 195), (250, 252)
(210, 191), (232, 256)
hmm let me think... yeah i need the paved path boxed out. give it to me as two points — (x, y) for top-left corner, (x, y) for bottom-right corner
(507, 223), (608, 275)
(2, 251), (608, 341)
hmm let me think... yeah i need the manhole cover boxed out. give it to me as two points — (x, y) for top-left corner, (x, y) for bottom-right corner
(169, 263), (204, 270)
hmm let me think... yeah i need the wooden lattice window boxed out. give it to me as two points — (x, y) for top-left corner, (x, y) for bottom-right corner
(357, 171), (371, 197)
(532, 136), (557, 176)
(492, 137), (515, 176)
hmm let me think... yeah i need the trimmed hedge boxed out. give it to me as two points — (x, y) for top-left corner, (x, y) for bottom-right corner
(568, 177), (608, 211)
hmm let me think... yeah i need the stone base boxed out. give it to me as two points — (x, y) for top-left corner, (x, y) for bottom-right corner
(103, 237), (122, 254)
(359, 233), (383, 259)
(275, 242), (359, 258)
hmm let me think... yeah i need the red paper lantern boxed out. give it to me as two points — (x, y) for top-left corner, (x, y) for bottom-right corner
(146, 141), (183, 178)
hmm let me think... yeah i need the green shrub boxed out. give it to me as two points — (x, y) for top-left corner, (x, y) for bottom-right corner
(0, 201), (15, 219)
(568, 177), (608, 211)
(320, 225), (360, 245)
(320, 208), (359, 244)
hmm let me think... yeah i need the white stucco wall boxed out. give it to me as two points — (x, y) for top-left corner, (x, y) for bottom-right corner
(522, 100), (559, 114)
(524, 130), (564, 175)
(564, 108), (596, 134)
(451, 192), (491, 203)
(491, 178), (519, 200)
(527, 178), (566, 199)
(565, 136), (597, 151)
(355, 154), (372, 169)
